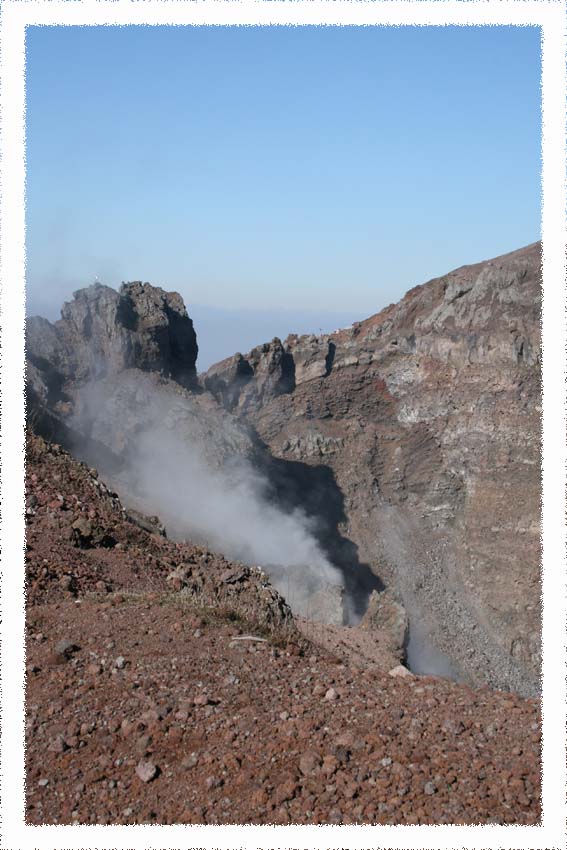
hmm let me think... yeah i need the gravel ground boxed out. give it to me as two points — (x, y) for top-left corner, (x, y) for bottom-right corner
(25, 433), (541, 826)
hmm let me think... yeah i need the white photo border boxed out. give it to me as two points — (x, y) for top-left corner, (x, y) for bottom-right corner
(1, 2), (565, 848)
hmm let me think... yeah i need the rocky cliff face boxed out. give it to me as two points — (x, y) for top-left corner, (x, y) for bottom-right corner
(27, 281), (199, 411)
(204, 242), (542, 695)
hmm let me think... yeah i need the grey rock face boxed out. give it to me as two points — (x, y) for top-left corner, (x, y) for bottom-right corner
(70, 369), (256, 469)
(26, 281), (198, 407)
(204, 337), (295, 414)
(204, 334), (336, 413)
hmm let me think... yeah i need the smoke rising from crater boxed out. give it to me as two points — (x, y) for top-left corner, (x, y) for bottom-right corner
(131, 429), (342, 604)
(73, 376), (345, 623)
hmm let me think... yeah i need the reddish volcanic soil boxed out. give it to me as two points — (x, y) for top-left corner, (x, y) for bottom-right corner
(25, 434), (541, 826)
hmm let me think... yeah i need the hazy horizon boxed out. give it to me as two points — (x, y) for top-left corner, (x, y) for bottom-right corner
(26, 286), (366, 371)
(25, 236), (539, 369)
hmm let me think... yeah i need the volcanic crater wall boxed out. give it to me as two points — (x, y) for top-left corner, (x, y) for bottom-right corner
(26, 243), (542, 695)
(204, 242), (542, 696)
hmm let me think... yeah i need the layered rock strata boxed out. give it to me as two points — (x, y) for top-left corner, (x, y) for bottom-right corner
(204, 242), (542, 695)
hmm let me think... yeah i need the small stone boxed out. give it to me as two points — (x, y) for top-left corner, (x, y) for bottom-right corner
(343, 782), (358, 800)
(442, 717), (465, 735)
(322, 755), (339, 776)
(38, 778), (49, 787)
(114, 656), (126, 669)
(181, 752), (199, 769)
(424, 781), (437, 795)
(49, 734), (68, 753)
(140, 709), (160, 728)
(299, 750), (322, 776)
(135, 734), (151, 755)
(388, 665), (413, 679)
(174, 709), (189, 723)
(274, 779), (299, 805)
(135, 760), (158, 783)
(324, 687), (338, 701)
(72, 517), (93, 540)
(55, 639), (78, 658)
(120, 718), (134, 737)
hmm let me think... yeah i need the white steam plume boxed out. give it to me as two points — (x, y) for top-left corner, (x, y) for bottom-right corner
(75, 376), (345, 624)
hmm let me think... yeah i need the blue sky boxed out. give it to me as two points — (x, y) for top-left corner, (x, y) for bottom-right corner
(25, 25), (541, 366)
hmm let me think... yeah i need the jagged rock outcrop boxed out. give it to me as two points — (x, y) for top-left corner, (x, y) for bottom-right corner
(204, 339), (296, 413)
(203, 333), (335, 413)
(205, 242), (542, 696)
(27, 281), (199, 411)
(26, 283), (255, 477)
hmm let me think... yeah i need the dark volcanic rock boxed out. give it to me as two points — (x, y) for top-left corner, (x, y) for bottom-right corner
(204, 242), (542, 696)
(27, 281), (198, 405)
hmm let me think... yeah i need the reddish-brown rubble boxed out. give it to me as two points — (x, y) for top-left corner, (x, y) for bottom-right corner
(25, 433), (541, 826)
